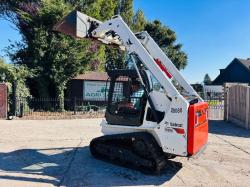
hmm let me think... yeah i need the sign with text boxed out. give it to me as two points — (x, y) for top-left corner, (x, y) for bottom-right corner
(83, 81), (109, 101)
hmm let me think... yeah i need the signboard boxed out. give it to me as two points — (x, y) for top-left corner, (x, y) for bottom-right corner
(84, 81), (110, 101)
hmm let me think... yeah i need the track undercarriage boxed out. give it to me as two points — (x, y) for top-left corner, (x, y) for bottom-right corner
(90, 132), (168, 174)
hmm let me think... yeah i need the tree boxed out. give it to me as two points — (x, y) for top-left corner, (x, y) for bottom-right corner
(133, 9), (147, 32)
(76, 0), (118, 72)
(145, 20), (187, 70)
(119, 2), (187, 70)
(0, 58), (30, 96)
(0, 58), (31, 114)
(6, 0), (92, 110)
(120, 0), (134, 27)
(203, 74), (212, 85)
(1, 0), (189, 111)
(0, 0), (118, 110)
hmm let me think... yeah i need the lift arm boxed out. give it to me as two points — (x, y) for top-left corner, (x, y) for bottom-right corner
(54, 10), (201, 101)
(135, 31), (201, 100)
(91, 15), (182, 98)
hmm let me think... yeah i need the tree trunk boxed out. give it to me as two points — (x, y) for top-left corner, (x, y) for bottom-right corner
(56, 83), (66, 112)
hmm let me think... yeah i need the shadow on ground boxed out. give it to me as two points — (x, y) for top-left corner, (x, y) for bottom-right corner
(0, 146), (182, 186)
(209, 120), (250, 138)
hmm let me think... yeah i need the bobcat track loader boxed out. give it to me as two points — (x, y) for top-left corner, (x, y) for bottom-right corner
(55, 11), (208, 174)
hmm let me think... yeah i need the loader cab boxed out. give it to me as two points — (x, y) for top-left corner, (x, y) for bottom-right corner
(105, 70), (149, 126)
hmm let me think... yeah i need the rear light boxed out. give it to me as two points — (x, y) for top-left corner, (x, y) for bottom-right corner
(173, 128), (185, 134)
(195, 111), (201, 127)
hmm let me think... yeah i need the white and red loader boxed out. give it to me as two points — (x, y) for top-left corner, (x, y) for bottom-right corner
(55, 11), (208, 173)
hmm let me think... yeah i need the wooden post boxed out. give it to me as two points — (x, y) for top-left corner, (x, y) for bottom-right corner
(0, 83), (8, 119)
(224, 83), (229, 121)
(74, 97), (76, 115)
(246, 87), (249, 129)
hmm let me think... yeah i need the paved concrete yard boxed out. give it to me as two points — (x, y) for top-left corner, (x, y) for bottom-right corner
(0, 119), (249, 187)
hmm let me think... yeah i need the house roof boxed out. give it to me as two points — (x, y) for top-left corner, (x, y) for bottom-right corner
(72, 71), (108, 81)
(212, 58), (250, 85)
(238, 58), (250, 70)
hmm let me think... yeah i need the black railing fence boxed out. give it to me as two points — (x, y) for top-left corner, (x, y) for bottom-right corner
(13, 90), (225, 119)
(15, 97), (107, 118)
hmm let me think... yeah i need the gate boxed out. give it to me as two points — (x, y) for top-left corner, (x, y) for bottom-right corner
(204, 91), (224, 120)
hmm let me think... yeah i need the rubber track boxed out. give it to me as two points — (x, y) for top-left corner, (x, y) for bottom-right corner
(90, 132), (167, 174)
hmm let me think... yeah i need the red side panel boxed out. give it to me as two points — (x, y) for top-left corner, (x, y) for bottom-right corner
(188, 102), (208, 155)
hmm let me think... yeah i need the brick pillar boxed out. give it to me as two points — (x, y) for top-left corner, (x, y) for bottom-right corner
(0, 83), (7, 119)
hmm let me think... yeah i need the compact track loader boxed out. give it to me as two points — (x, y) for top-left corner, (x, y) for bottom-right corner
(55, 11), (208, 173)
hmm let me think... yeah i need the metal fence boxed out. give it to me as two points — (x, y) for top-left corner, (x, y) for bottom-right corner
(203, 91), (224, 120)
(15, 97), (107, 119)
(12, 90), (225, 120)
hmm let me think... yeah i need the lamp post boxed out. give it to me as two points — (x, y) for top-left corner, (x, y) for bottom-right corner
(1, 73), (6, 83)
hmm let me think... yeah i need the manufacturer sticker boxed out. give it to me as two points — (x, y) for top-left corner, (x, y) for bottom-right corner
(171, 108), (182, 113)
(170, 122), (183, 128)
(165, 127), (173, 133)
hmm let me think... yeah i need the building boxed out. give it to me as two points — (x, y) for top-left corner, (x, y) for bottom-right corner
(191, 83), (203, 93)
(66, 71), (109, 101)
(212, 58), (250, 85)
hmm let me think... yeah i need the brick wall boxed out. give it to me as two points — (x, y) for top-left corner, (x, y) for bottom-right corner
(0, 83), (7, 119)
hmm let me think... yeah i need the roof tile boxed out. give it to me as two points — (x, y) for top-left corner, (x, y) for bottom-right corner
(72, 71), (108, 81)
(238, 58), (250, 69)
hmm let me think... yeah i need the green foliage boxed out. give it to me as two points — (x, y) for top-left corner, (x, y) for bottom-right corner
(79, 0), (116, 21)
(0, 0), (121, 110)
(75, 0), (118, 72)
(100, 0), (116, 20)
(120, 0), (134, 26)
(105, 47), (126, 70)
(133, 9), (146, 32)
(118, 1), (186, 70)
(1, 0), (189, 111)
(0, 58), (31, 98)
(145, 20), (187, 70)
(203, 73), (212, 85)
(3, 1), (91, 100)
